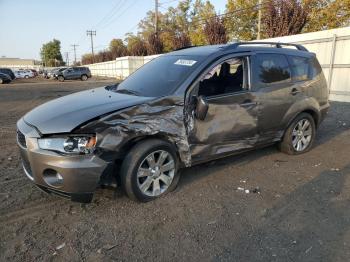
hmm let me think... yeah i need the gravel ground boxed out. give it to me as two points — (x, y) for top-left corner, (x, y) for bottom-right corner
(0, 78), (349, 262)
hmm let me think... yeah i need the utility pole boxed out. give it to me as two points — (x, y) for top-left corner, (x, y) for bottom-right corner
(86, 30), (96, 62)
(64, 52), (69, 66)
(155, 0), (158, 35)
(71, 44), (79, 65)
(257, 0), (262, 40)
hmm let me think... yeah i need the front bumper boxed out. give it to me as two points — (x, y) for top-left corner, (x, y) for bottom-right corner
(17, 118), (108, 203)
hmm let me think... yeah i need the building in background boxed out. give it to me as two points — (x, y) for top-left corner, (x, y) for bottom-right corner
(0, 57), (41, 70)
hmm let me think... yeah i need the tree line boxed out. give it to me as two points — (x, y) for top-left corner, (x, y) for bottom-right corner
(40, 0), (350, 66)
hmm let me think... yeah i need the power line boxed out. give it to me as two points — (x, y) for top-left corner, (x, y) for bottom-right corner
(100, 0), (139, 30)
(86, 30), (96, 62)
(94, 0), (127, 29)
(155, 0), (159, 34)
(71, 44), (79, 65)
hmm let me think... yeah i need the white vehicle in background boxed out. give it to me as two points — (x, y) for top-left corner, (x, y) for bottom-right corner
(14, 70), (34, 79)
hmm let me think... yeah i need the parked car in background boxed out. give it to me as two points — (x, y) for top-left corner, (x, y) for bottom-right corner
(0, 68), (15, 80)
(0, 72), (12, 84)
(30, 69), (38, 77)
(57, 67), (91, 82)
(53, 67), (67, 79)
(17, 42), (329, 203)
(15, 70), (33, 79)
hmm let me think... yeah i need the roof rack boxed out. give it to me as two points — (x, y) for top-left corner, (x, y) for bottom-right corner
(224, 41), (308, 52)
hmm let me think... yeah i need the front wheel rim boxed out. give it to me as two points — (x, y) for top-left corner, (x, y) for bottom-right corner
(292, 118), (312, 151)
(137, 150), (175, 197)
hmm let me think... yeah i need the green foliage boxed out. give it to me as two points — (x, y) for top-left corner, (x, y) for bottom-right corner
(40, 39), (64, 67)
(125, 33), (148, 56)
(77, 0), (349, 63)
(303, 0), (350, 32)
(109, 38), (127, 59)
(225, 0), (259, 41)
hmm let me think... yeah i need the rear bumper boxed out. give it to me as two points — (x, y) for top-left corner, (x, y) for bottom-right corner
(319, 102), (330, 125)
(17, 118), (108, 203)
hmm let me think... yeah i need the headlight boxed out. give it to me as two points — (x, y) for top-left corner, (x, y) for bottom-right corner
(38, 135), (96, 154)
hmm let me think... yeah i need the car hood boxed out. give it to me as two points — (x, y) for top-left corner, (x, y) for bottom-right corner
(23, 86), (153, 134)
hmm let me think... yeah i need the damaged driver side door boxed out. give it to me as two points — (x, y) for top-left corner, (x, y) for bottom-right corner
(187, 55), (259, 163)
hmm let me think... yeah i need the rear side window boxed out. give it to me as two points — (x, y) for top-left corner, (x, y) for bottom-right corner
(309, 57), (322, 79)
(255, 54), (291, 85)
(288, 56), (309, 81)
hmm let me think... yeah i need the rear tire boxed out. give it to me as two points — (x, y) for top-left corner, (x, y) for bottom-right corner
(278, 113), (316, 155)
(81, 74), (88, 81)
(0, 78), (3, 84)
(58, 76), (64, 82)
(25, 75), (29, 79)
(120, 139), (180, 202)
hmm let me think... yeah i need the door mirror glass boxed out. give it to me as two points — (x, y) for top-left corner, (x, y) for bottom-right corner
(196, 95), (209, 120)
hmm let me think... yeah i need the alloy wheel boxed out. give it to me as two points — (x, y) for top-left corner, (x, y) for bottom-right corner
(292, 118), (312, 151)
(137, 150), (175, 197)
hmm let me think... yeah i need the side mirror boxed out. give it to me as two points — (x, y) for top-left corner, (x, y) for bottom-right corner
(195, 95), (209, 120)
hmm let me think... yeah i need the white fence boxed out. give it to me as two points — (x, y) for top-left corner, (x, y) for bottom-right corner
(261, 26), (350, 102)
(86, 27), (350, 102)
(85, 55), (160, 79)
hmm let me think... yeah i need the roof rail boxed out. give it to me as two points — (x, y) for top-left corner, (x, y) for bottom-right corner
(174, 45), (197, 51)
(224, 41), (308, 52)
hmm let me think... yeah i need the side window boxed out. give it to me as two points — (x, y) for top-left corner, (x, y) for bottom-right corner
(309, 57), (322, 79)
(255, 54), (291, 85)
(288, 56), (309, 81)
(198, 57), (247, 97)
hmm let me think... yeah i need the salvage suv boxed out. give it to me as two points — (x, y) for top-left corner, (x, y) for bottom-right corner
(17, 42), (329, 203)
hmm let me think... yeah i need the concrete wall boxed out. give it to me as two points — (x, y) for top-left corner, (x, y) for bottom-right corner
(260, 27), (350, 102)
(86, 55), (160, 79)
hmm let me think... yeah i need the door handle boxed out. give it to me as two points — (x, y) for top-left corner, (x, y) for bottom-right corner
(291, 88), (301, 95)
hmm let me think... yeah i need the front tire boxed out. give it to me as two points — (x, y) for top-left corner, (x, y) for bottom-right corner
(58, 76), (64, 82)
(120, 139), (180, 202)
(81, 74), (88, 81)
(0, 78), (3, 84)
(278, 113), (316, 155)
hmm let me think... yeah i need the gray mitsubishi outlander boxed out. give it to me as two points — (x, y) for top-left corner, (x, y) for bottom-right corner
(17, 42), (329, 203)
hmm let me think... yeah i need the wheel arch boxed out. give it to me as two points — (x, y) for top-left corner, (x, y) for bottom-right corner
(117, 134), (184, 166)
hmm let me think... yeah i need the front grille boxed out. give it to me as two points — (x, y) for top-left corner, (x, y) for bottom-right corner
(17, 130), (26, 148)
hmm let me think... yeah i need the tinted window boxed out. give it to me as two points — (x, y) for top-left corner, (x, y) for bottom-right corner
(288, 56), (309, 81)
(255, 54), (291, 85)
(116, 55), (202, 97)
(309, 57), (322, 79)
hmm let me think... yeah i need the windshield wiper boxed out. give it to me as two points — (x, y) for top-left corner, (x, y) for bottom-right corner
(115, 89), (140, 96)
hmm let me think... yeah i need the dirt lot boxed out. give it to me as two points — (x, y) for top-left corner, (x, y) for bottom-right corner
(0, 78), (349, 262)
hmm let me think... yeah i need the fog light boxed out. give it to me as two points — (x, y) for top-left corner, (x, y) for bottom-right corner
(43, 169), (63, 188)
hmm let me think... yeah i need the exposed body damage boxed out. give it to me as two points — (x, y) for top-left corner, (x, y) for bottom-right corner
(79, 96), (192, 167)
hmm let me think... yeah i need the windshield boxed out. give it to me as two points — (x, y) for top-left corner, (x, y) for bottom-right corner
(116, 55), (202, 97)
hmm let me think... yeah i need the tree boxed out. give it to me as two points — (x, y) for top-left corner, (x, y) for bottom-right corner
(203, 16), (228, 44)
(303, 0), (350, 33)
(40, 39), (64, 67)
(147, 33), (163, 55)
(109, 38), (127, 59)
(189, 0), (216, 45)
(125, 33), (148, 56)
(81, 54), (94, 65)
(173, 32), (191, 49)
(225, 0), (259, 41)
(263, 0), (309, 37)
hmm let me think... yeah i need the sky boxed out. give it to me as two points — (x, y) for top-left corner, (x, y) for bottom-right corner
(0, 0), (226, 61)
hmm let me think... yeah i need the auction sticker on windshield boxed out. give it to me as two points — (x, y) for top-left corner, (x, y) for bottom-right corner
(174, 59), (197, 66)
